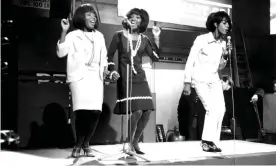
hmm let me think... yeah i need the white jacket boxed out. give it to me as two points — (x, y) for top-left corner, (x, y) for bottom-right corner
(57, 29), (107, 83)
(184, 32), (226, 84)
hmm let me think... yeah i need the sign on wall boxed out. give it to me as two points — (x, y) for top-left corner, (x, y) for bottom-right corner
(118, 0), (232, 28)
(15, 0), (50, 10)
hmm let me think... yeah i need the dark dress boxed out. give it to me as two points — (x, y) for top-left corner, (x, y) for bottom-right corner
(107, 31), (160, 114)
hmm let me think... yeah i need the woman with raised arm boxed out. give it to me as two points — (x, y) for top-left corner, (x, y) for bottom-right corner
(56, 4), (109, 158)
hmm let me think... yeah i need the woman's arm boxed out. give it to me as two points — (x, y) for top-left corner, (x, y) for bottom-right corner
(107, 32), (120, 81)
(56, 32), (71, 58)
(100, 34), (108, 67)
(219, 40), (232, 70)
(184, 36), (202, 84)
(218, 56), (227, 70)
(145, 26), (161, 62)
(57, 19), (71, 58)
(100, 34), (110, 78)
(145, 36), (160, 62)
(107, 32), (119, 71)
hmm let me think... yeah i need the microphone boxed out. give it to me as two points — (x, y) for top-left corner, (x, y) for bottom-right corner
(227, 36), (231, 44)
(227, 36), (232, 56)
(122, 18), (132, 31)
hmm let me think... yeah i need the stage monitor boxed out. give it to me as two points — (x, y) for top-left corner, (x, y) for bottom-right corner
(271, 0), (276, 35)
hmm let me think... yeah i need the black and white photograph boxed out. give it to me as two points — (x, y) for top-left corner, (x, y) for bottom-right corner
(1, 0), (276, 165)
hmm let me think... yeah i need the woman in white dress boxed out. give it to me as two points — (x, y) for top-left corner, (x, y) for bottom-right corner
(56, 4), (108, 158)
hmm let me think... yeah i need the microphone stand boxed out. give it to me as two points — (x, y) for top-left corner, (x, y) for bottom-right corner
(228, 45), (236, 139)
(228, 39), (238, 165)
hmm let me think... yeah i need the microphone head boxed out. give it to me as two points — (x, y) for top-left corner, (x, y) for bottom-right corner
(227, 36), (231, 41)
(122, 18), (131, 30)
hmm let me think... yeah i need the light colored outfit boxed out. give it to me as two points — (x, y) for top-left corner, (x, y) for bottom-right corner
(57, 30), (107, 111)
(184, 32), (227, 144)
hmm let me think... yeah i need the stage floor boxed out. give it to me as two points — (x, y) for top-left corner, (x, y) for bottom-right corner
(1, 140), (276, 165)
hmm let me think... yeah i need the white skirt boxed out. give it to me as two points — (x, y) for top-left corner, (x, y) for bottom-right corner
(69, 70), (103, 112)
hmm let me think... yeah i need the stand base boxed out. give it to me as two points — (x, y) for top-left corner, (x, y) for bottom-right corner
(98, 143), (150, 162)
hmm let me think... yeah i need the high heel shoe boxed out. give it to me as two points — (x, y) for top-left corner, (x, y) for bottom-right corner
(82, 146), (95, 157)
(132, 143), (145, 155)
(134, 148), (145, 155)
(71, 146), (82, 158)
(201, 142), (216, 152)
(201, 141), (222, 152)
(211, 143), (222, 152)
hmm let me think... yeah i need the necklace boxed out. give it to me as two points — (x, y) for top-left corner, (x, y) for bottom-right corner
(128, 33), (141, 74)
(83, 31), (95, 66)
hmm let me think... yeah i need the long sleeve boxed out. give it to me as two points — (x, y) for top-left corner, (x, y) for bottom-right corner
(107, 32), (119, 72)
(145, 36), (160, 62)
(183, 36), (202, 83)
(218, 41), (228, 70)
(101, 35), (108, 68)
(218, 56), (227, 70)
(56, 33), (72, 58)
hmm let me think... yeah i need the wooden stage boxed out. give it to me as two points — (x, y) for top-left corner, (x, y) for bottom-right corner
(1, 140), (276, 165)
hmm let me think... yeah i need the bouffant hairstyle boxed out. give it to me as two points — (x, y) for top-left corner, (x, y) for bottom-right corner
(206, 11), (232, 32)
(73, 4), (99, 30)
(125, 8), (149, 33)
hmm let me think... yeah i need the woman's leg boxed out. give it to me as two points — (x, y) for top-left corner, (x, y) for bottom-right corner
(130, 110), (143, 143)
(82, 110), (101, 157)
(196, 83), (216, 143)
(212, 83), (226, 144)
(195, 82), (225, 152)
(71, 110), (86, 157)
(132, 110), (151, 154)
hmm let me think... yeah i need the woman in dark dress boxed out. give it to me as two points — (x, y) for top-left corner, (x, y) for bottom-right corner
(107, 8), (161, 154)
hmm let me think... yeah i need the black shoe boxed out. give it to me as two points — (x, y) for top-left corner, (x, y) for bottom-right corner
(211, 144), (222, 152)
(134, 148), (145, 155)
(201, 142), (216, 152)
(82, 146), (95, 157)
(207, 141), (222, 152)
(201, 141), (222, 152)
(71, 146), (82, 158)
(132, 143), (145, 155)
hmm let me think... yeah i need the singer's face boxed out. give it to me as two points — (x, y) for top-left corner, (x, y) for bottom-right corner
(273, 83), (276, 92)
(128, 14), (141, 30)
(84, 12), (97, 30)
(217, 18), (230, 35)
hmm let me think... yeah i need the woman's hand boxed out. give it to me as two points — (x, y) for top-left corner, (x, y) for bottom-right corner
(250, 94), (258, 103)
(226, 41), (233, 52)
(103, 67), (110, 79)
(152, 26), (161, 38)
(61, 18), (70, 32)
(183, 83), (191, 96)
(111, 71), (120, 81)
(223, 41), (232, 56)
